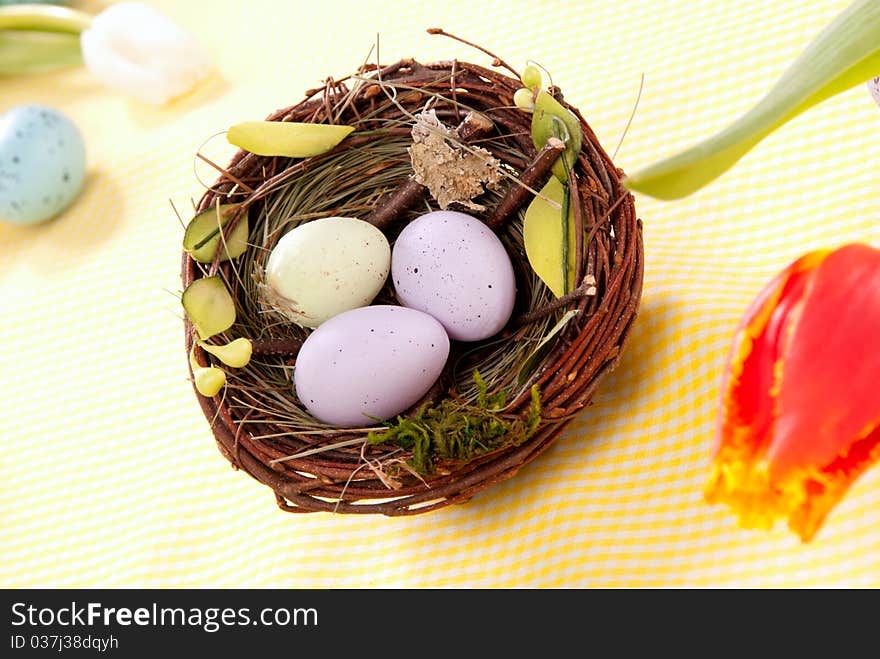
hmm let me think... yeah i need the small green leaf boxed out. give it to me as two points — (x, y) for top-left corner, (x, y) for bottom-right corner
(198, 337), (252, 369)
(182, 276), (236, 340)
(0, 30), (82, 75)
(624, 0), (880, 200)
(531, 89), (582, 182)
(183, 204), (249, 263)
(523, 176), (578, 297)
(193, 367), (226, 397)
(517, 309), (579, 385)
(227, 121), (354, 158)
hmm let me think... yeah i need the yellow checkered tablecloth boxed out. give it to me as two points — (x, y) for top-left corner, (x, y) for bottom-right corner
(2, 0), (879, 588)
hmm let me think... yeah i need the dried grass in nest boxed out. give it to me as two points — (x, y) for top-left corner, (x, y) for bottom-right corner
(182, 46), (644, 515)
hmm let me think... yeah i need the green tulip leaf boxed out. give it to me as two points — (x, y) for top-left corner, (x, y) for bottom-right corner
(0, 3), (91, 76)
(183, 204), (249, 264)
(523, 176), (578, 298)
(227, 121), (354, 158)
(531, 89), (582, 182)
(624, 0), (880, 200)
(182, 276), (237, 341)
(0, 4), (91, 34)
(0, 30), (81, 75)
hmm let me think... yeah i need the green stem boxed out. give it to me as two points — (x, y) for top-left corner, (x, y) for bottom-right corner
(0, 5), (92, 75)
(560, 181), (571, 295)
(624, 0), (880, 200)
(0, 31), (82, 75)
(553, 119), (573, 295)
(0, 4), (92, 34)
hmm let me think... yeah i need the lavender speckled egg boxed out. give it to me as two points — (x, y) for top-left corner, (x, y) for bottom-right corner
(0, 105), (86, 226)
(294, 305), (450, 427)
(869, 76), (880, 108)
(392, 210), (516, 341)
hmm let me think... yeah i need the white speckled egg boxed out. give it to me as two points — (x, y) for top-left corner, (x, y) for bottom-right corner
(0, 105), (86, 226)
(392, 210), (516, 341)
(294, 305), (450, 427)
(265, 216), (391, 328)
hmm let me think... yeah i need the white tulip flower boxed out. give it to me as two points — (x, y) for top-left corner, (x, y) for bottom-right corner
(80, 2), (212, 105)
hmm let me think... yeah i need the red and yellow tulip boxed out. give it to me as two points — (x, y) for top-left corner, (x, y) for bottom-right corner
(706, 243), (880, 541)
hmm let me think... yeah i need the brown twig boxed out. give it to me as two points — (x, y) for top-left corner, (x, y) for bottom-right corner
(514, 275), (597, 327)
(426, 28), (521, 80)
(365, 179), (426, 231)
(570, 171), (585, 287)
(250, 337), (303, 357)
(196, 152), (255, 195)
(484, 137), (564, 231)
(455, 110), (495, 141)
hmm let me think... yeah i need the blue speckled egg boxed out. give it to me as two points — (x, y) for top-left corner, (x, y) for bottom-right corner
(0, 105), (86, 226)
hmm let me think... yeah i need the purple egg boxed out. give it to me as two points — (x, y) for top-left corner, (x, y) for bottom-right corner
(392, 210), (516, 341)
(294, 305), (450, 427)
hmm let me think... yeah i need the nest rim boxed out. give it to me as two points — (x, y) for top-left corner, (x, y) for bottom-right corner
(182, 55), (644, 516)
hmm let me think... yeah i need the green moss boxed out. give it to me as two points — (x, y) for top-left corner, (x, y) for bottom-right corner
(367, 371), (542, 475)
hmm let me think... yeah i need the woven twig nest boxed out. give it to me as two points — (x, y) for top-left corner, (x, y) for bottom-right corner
(183, 51), (643, 515)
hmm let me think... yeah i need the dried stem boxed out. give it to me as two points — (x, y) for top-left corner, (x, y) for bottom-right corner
(485, 137), (564, 231)
(514, 275), (597, 328)
(570, 170), (585, 287)
(365, 179), (425, 231)
(250, 336), (303, 356)
(426, 27), (521, 80)
(196, 152), (256, 195)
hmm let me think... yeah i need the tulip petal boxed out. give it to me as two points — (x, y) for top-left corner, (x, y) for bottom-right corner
(80, 3), (211, 105)
(713, 250), (827, 457)
(707, 244), (880, 541)
(769, 244), (880, 539)
(707, 251), (826, 532)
